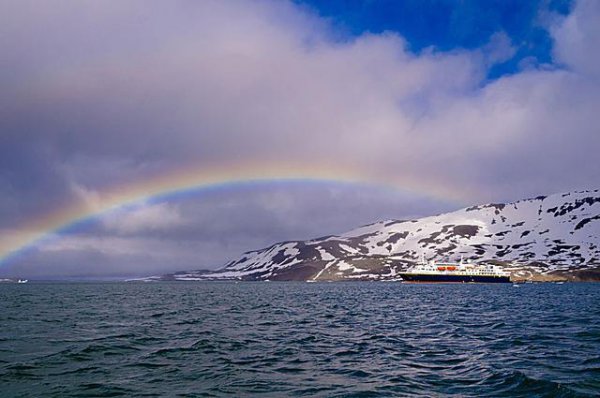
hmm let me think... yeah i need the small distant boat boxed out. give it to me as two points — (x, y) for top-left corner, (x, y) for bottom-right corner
(17, 279), (28, 284)
(513, 283), (520, 288)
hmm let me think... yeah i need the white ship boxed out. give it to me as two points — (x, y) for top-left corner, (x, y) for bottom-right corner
(400, 256), (511, 283)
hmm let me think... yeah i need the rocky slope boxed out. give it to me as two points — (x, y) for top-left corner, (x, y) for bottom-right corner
(158, 189), (600, 282)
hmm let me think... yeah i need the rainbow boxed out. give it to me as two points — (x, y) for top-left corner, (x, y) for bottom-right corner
(0, 161), (468, 266)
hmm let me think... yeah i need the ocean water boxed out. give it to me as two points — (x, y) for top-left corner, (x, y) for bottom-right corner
(1, 282), (598, 397)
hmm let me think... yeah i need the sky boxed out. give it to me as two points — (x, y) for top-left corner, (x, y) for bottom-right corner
(1, 0), (599, 278)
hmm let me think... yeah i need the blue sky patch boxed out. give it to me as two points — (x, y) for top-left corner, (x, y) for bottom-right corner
(299, 0), (573, 78)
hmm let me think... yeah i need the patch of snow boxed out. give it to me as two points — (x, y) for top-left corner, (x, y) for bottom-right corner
(317, 247), (335, 261)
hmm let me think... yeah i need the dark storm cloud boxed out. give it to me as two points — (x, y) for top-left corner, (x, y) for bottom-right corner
(0, 0), (599, 277)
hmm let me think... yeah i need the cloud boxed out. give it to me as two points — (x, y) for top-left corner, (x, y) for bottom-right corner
(552, 0), (600, 79)
(102, 203), (185, 234)
(1, 183), (457, 278)
(0, 0), (598, 276)
(483, 31), (516, 65)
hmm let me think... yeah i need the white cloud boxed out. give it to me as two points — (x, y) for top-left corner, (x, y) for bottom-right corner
(551, 0), (600, 79)
(483, 31), (516, 65)
(2, 0), (594, 203)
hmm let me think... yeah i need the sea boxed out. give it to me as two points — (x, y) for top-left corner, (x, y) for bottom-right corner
(1, 282), (598, 397)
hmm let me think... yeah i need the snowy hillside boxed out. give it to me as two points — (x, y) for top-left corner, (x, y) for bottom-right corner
(161, 189), (600, 282)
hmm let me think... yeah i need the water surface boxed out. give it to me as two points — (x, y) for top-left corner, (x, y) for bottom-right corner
(1, 282), (599, 397)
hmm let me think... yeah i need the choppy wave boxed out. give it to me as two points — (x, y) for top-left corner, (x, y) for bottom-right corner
(1, 282), (599, 397)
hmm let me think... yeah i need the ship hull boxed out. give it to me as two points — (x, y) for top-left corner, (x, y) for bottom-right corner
(399, 273), (511, 283)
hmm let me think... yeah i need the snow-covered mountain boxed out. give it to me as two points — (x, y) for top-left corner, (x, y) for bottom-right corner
(161, 189), (600, 282)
